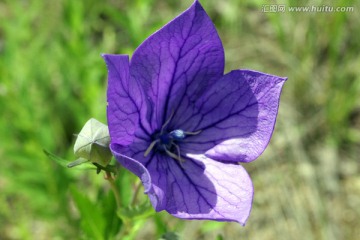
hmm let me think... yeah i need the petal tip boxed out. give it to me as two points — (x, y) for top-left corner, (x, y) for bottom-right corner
(101, 53), (129, 60)
(101, 53), (111, 60)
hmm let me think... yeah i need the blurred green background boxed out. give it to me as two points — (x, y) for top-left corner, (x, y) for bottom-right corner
(1, 0), (359, 239)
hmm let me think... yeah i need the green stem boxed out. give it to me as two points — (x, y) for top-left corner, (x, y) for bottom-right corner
(94, 163), (118, 174)
(131, 181), (142, 206)
(106, 171), (121, 209)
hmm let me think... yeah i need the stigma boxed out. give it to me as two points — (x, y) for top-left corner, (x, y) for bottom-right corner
(144, 128), (201, 163)
(144, 129), (186, 157)
(170, 129), (185, 140)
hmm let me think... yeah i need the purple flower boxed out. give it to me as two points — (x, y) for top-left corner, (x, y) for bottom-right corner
(102, 0), (286, 225)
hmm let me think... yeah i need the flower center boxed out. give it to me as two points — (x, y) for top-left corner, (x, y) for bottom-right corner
(144, 128), (200, 163)
(159, 129), (185, 149)
(144, 111), (201, 163)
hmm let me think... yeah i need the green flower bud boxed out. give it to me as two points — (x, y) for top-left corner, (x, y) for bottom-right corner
(73, 118), (112, 167)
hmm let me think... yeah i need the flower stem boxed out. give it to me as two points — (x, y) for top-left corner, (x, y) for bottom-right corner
(105, 171), (121, 209)
(131, 180), (142, 206)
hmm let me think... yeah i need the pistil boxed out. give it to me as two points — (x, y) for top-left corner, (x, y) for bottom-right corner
(143, 129), (201, 163)
(144, 111), (201, 162)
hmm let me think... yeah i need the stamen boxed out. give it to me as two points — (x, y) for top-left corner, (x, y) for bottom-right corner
(169, 143), (185, 168)
(144, 139), (159, 157)
(184, 130), (202, 135)
(144, 110), (202, 162)
(161, 110), (175, 133)
(172, 143), (183, 162)
(165, 148), (184, 163)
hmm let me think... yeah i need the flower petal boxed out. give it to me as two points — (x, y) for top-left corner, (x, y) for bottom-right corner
(130, 0), (224, 131)
(112, 141), (253, 225)
(181, 70), (287, 163)
(111, 143), (152, 193)
(148, 153), (253, 224)
(103, 54), (151, 146)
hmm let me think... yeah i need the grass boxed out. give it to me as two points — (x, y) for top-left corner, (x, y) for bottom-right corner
(1, 0), (359, 239)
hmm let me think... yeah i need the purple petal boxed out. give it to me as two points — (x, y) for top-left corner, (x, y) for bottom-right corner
(130, 0), (224, 131)
(110, 143), (152, 193)
(165, 154), (253, 225)
(112, 142), (253, 225)
(103, 54), (151, 146)
(111, 141), (168, 211)
(180, 70), (287, 163)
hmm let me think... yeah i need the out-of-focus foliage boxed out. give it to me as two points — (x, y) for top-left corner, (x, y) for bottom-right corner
(0, 0), (359, 239)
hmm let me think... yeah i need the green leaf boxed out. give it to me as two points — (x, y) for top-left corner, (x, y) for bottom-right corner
(117, 201), (154, 221)
(121, 219), (148, 240)
(67, 158), (89, 168)
(99, 188), (122, 240)
(43, 150), (96, 170)
(215, 234), (224, 240)
(70, 185), (106, 240)
(159, 232), (179, 240)
(43, 149), (69, 168)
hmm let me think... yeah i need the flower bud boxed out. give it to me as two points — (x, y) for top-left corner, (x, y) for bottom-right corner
(73, 118), (112, 167)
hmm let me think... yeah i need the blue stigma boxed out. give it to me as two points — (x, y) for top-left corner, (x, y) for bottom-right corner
(157, 129), (185, 150)
(144, 118), (201, 160)
(170, 129), (185, 141)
